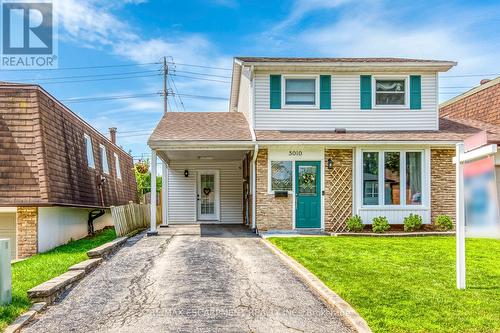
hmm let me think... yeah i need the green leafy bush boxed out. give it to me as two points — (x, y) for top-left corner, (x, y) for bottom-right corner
(435, 215), (454, 231)
(346, 215), (364, 232)
(372, 216), (390, 233)
(403, 214), (423, 232)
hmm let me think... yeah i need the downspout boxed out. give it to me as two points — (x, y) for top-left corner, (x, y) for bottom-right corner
(251, 144), (258, 232)
(248, 64), (258, 232)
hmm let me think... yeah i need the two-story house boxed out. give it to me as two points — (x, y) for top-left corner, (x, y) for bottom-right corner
(0, 82), (137, 259)
(147, 57), (500, 234)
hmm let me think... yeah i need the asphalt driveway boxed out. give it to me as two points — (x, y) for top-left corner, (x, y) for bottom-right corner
(24, 225), (352, 333)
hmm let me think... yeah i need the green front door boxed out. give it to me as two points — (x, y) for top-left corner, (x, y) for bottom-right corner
(295, 161), (321, 228)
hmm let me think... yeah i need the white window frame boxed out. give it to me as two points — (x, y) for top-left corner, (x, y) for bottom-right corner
(360, 149), (426, 208)
(114, 152), (122, 180)
(281, 74), (320, 109)
(372, 75), (409, 109)
(99, 144), (109, 175)
(84, 134), (95, 169)
(268, 160), (294, 194)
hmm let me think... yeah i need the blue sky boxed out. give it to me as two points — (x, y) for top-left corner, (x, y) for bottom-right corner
(2, 0), (500, 159)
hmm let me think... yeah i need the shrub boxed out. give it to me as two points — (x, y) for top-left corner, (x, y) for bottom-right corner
(372, 216), (390, 233)
(403, 213), (423, 232)
(346, 215), (364, 232)
(435, 215), (454, 231)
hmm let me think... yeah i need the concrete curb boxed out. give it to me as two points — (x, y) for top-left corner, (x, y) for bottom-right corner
(9, 234), (132, 332)
(331, 231), (455, 237)
(68, 258), (103, 273)
(87, 237), (127, 259)
(3, 302), (46, 333)
(261, 238), (372, 333)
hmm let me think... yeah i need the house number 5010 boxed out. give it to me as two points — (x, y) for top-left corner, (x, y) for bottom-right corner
(289, 150), (303, 156)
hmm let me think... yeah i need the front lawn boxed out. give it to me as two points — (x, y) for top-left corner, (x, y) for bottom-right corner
(0, 228), (116, 330)
(270, 236), (500, 333)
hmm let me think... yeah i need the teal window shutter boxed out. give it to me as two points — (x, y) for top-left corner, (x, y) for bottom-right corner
(320, 75), (331, 109)
(270, 75), (281, 109)
(360, 75), (372, 110)
(410, 75), (422, 109)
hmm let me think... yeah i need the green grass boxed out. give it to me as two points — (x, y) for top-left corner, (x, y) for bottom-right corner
(269, 236), (500, 333)
(0, 228), (116, 330)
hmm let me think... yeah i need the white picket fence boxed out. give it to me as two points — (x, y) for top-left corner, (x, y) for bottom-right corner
(110, 202), (161, 237)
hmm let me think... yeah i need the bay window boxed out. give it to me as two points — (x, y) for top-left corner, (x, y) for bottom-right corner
(362, 150), (423, 206)
(270, 161), (293, 192)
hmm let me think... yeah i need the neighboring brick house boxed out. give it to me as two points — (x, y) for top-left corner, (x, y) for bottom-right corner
(440, 76), (500, 211)
(0, 82), (137, 259)
(145, 57), (500, 235)
(441, 77), (500, 125)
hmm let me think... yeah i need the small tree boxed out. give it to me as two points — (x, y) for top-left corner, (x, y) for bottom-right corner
(134, 160), (162, 203)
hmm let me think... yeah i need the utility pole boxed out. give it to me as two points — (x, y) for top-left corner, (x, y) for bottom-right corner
(163, 56), (168, 113)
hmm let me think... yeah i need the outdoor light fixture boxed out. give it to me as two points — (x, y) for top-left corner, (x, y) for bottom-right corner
(327, 158), (333, 169)
(184, 170), (189, 177)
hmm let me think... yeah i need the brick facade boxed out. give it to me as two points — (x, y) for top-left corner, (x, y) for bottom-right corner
(255, 149), (293, 231)
(324, 149), (353, 232)
(441, 80), (500, 125)
(16, 207), (38, 258)
(430, 149), (456, 225)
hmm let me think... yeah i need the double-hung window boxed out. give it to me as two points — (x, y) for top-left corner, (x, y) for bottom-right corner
(362, 150), (423, 206)
(114, 153), (122, 180)
(374, 78), (407, 106)
(99, 144), (109, 174)
(270, 161), (293, 192)
(284, 77), (317, 106)
(84, 134), (95, 168)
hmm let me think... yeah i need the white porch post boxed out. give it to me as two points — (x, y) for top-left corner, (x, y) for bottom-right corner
(251, 145), (259, 231)
(148, 149), (158, 236)
(455, 143), (466, 289)
(160, 162), (168, 227)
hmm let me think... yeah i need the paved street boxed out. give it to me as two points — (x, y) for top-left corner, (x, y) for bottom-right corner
(24, 225), (352, 333)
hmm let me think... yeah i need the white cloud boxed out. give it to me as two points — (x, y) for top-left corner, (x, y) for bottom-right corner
(262, 1), (500, 102)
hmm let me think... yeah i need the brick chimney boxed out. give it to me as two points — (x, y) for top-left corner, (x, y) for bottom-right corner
(109, 127), (117, 144)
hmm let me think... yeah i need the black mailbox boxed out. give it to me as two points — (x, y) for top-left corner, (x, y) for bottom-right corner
(274, 191), (288, 198)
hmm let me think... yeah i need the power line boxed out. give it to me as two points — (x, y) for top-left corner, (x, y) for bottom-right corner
(441, 73), (500, 78)
(60, 92), (161, 103)
(4, 61), (161, 72)
(174, 93), (229, 101)
(169, 76), (186, 111)
(166, 61), (232, 71)
(14, 69), (161, 81)
(28, 73), (162, 85)
(169, 73), (231, 83)
(172, 69), (231, 79)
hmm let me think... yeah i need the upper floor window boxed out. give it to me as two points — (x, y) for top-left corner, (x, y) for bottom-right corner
(284, 77), (317, 106)
(114, 153), (122, 179)
(374, 78), (407, 106)
(84, 134), (95, 168)
(99, 144), (109, 174)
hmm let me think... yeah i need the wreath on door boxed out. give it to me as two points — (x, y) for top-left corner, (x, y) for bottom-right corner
(301, 173), (315, 189)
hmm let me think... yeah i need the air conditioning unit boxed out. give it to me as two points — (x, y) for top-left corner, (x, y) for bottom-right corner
(0, 239), (12, 305)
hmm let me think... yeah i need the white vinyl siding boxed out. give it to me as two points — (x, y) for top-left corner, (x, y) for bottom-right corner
(167, 161), (243, 224)
(254, 72), (438, 131)
(0, 212), (16, 259)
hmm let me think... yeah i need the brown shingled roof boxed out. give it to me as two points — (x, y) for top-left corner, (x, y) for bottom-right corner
(148, 112), (252, 142)
(255, 118), (500, 143)
(236, 57), (455, 64)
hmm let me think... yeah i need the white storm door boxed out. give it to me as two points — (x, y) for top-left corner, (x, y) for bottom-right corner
(197, 171), (220, 221)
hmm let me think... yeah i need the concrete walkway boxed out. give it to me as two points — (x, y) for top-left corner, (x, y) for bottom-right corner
(24, 225), (352, 333)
